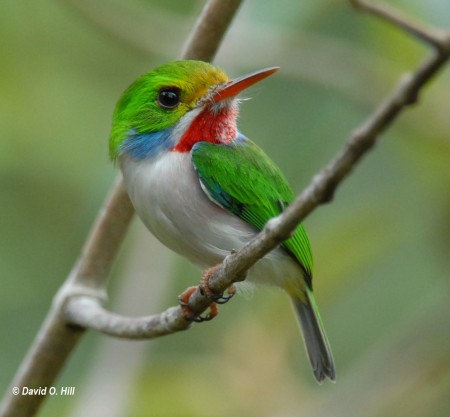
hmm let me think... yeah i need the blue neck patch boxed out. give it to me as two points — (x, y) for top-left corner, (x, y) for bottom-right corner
(234, 132), (248, 144)
(120, 128), (174, 160)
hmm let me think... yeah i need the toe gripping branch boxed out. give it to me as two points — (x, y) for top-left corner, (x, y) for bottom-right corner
(178, 264), (236, 323)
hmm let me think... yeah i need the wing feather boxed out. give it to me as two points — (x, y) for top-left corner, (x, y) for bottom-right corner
(191, 137), (313, 283)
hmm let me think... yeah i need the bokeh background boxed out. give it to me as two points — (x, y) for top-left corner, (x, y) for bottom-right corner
(1, 0), (449, 416)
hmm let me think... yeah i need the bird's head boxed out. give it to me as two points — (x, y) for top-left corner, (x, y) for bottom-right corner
(109, 60), (278, 161)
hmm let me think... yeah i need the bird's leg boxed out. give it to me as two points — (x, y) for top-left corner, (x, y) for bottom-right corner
(199, 263), (236, 304)
(210, 284), (236, 304)
(178, 263), (237, 322)
(178, 286), (219, 322)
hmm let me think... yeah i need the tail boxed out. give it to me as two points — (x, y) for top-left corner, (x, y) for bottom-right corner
(293, 288), (336, 383)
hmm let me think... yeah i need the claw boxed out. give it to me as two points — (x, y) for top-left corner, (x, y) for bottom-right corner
(214, 285), (237, 304)
(178, 262), (237, 322)
(178, 286), (219, 322)
(193, 303), (218, 322)
(178, 286), (198, 321)
(199, 264), (221, 300)
(199, 264), (236, 303)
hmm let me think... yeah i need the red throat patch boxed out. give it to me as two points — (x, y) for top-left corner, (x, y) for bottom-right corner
(173, 106), (238, 153)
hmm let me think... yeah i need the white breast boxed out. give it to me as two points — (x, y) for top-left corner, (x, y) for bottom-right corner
(120, 151), (303, 291)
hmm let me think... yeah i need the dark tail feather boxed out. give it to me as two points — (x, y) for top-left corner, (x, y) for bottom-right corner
(294, 289), (336, 383)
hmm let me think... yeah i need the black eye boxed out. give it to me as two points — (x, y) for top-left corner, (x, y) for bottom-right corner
(157, 88), (181, 109)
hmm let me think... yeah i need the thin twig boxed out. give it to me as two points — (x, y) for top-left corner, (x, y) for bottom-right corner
(0, 2), (243, 417)
(181, 0), (243, 60)
(65, 296), (188, 339)
(350, 0), (450, 50)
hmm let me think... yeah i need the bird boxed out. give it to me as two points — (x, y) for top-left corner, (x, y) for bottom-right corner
(109, 60), (335, 383)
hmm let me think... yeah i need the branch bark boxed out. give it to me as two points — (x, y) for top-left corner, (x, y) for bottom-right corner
(350, 0), (450, 49)
(0, 1), (242, 417)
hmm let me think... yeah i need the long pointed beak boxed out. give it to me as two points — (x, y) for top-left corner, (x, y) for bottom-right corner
(212, 66), (280, 102)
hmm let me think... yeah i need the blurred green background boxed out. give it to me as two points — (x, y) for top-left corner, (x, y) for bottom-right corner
(1, 0), (450, 416)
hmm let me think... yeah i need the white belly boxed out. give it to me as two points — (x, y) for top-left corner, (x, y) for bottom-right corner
(120, 151), (303, 291)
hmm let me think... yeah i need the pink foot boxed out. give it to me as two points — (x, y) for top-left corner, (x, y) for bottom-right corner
(177, 264), (237, 322)
(178, 286), (219, 322)
(200, 264), (237, 304)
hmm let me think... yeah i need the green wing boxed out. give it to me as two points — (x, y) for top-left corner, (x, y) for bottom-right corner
(191, 138), (313, 284)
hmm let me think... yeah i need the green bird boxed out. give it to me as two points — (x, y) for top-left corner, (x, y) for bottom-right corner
(109, 60), (335, 383)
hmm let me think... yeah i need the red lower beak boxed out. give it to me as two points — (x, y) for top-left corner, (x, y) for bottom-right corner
(212, 66), (280, 102)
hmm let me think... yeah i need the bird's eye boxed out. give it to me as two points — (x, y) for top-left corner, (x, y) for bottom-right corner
(157, 88), (181, 109)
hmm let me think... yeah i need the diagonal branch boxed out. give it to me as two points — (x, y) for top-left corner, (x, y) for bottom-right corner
(63, 1), (450, 339)
(0, 2), (243, 417)
(350, 0), (450, 50)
